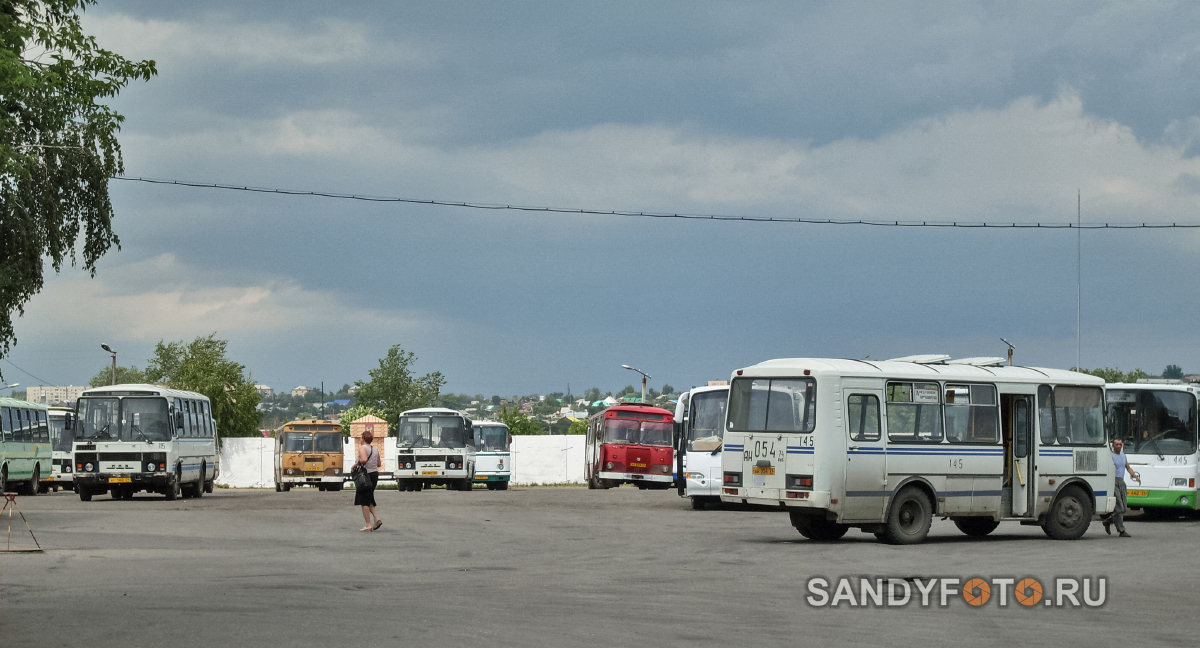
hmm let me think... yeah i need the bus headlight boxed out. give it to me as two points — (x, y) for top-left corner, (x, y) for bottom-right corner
(146, 462), (156, 472)
(660, 465), (671, 473)
(85, 462), (93, 472)
(334, 468), (341, 475)
(606, 462), (614, 469)
(684, 472), (704, 480)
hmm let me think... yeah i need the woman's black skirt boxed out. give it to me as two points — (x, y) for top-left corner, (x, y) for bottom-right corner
(354, 472), (379, 507)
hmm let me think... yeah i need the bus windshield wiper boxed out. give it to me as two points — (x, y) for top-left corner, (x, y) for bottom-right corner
(1147, 434), (1166, 461)
(130, 424), (150, 443)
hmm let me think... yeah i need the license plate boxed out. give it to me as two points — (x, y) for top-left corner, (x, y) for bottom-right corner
(629, 463), (647, 468)
(475, 475), (487, 480)
(421, 471), (438, 475)
(108, 477), (132, 483)
(1127, 489), (1148, 497)
(752, 466), (776, 476)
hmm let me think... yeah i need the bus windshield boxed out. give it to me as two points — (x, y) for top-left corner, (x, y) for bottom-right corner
(283, 433), (313, 453)
(49, 416), (73, 452)
(1107, 389), (1197, 455)
(77, 397), (172, 442)
(688, 390), (727, 451)
(399, 416), (467, 448)
(602, 419), (672, 446)
(727, 378), (816, 432)
(476, 426), (510, 451)
(315, 433), (342, 452)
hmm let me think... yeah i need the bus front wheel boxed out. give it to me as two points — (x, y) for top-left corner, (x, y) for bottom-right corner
(881, 487), (933, 545)
(79, 487), (92, 502)
(1043, 485), (1092, 540)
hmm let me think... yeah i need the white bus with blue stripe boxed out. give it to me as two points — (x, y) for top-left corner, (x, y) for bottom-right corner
(720, 356), (1113, 544)
(472, 421), (511, 490)
(73, 384), (219, 501)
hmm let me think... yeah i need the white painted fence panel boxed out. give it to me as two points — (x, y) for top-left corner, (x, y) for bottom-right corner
(216, 435), (586, 488)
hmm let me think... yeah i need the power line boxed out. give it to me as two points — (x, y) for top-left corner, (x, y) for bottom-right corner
(112, 175), (1200, 229)
(2, 358), (55, 386)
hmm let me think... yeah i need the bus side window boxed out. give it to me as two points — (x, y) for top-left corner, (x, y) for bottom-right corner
(204, 402), (213, 437)
(184, 401), (194, 437)
(1, 407), (11, 443)
(847, 394), (881, 442)
(37, 410), (48, 443)
(174, 398), (184, 435)
(1037, 385), (1055, 445)
(19, 408), (31, 442)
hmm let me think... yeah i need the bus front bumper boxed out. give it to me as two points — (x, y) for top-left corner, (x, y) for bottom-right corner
(74, 473), (172, 489)
(1128, 488), (1198, 510)
(280, 475), (344, 484)
(598, 471), (673, 483)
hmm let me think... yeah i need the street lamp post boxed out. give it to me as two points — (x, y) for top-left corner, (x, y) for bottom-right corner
(101, 344), (117, 385)
(4, 382), (18, 396)
(621, 365), (650, 405)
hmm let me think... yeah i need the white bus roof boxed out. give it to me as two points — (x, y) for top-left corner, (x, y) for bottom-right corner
(687, 384), (730, 395)
(0, 397), (48, 410)
(735, 358), (1104, 386)
(79, 383), (211, 400)
(473, 420), (509, 427)
(1107, 382), (1197, 392)
(400, 407), (467, 416)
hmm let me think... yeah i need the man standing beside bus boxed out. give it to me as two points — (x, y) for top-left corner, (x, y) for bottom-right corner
(1103, 438), (1140, 538)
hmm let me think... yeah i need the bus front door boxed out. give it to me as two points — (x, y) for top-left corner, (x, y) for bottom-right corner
(842, 389), (887, 522)
(1008, 395), (1033, 516)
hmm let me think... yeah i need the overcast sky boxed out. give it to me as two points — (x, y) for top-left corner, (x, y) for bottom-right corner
(8, 1), (1200, 396)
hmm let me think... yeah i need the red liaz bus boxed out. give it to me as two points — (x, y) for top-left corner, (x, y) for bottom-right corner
(585, 403), (675, 490)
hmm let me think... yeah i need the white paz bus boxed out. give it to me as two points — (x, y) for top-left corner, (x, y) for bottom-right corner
(675, 384), (729, 509)
(73, 384), (219, 501)
(720, 356), (1114, 544)
(394, 408), (476, 491)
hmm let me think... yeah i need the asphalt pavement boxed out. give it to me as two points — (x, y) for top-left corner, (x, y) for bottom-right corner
(0, 485), (1194, 648)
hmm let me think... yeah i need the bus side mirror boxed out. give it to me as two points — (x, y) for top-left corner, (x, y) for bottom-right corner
(64, 414), (75, 431)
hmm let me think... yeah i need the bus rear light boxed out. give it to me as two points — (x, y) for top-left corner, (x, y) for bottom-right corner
(1191, 478), (1196, 488)
(723, 472), (742, 486)
(724, 488), (738, 495)
(787, 474), (813, 490)
(803, 370), (810, 375)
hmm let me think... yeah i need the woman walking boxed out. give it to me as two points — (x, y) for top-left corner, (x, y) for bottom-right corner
(354, 431), (383, 531)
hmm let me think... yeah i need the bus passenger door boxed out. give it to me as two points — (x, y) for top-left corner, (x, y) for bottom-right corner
(842, 390), (887, 522)
(1009, 395), (1033, 516)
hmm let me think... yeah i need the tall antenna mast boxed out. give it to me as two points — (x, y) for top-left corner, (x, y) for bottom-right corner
(1077, 190), (1081, 370)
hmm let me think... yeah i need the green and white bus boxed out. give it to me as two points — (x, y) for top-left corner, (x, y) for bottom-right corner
(1106, 382), (1199, 514)
(0, 397), (53, 495)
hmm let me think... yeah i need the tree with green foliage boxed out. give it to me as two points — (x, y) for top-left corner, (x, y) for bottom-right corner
(1163, 364), (1184, 380)
(353, 345), (444, 429)
(1075, 367), (1149, 384)
(0, 0), (156, 379)
(500, 406), (543, 435)
(144, 334), (261, 437)
(87, 364), (145, 387)
(338, 404), (385, 436)
(568, 418), (587, 435)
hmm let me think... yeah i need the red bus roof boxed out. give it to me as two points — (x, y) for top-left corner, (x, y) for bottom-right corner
(593, 403), (674, 420)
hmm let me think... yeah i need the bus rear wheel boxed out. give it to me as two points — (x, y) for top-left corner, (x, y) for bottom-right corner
(22, 467), (40, 496)
(1043, 485), (1092, 540)
(790, 511), (848, 541)
(881, 487), (933, 545)
(953, 517), (1000, 537)
(193, 466), (205, 499)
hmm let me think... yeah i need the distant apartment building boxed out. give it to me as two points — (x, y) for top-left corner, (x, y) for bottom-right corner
(291, 386), (312, 398)
(25, 385), (86, 405)
(255, 385), (274, 398)
(347, 385), (359, 395)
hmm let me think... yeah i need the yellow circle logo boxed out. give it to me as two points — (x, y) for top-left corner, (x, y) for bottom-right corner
(963, 578), (991, 606)
(1015, 578), (1043, 606)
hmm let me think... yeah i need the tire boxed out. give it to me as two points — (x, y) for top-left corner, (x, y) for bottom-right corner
(194, 465), (205, 499)
(317, 484), (326, 492)
(22, 467), (40, 496)
(79, 487), (92, 502)
(953, 517), (1000, 537)
(790, 511), (849, 541)
(282, 483), (291, 492)
(204, 480), (214, 494)
(165, 474), (180, 501)
(111, 488), (122, 500)
(587, 471), (597, 490)
(497, 481), (508, 491)
(0, 466), (7, 492)
(275, 482), (282, 492)
(1043, 485), (1093, 540)
(329, 483), (343, 492)
(691, 497), (707, 510)
(881, 486), (934, 545)
(121, 488), (135, 500)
